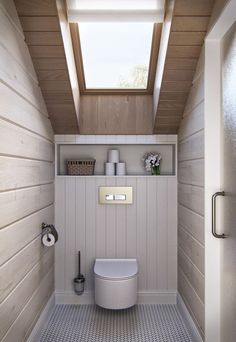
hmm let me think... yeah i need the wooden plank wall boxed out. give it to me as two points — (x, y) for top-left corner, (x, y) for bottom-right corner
(0, 1), (54, 340)
(154, 0), (215, 134)
(79, 95), (153, 135)
(14, 0), (80, 134)
(55, 176), (177, 301)
(178, 51), (205, 337)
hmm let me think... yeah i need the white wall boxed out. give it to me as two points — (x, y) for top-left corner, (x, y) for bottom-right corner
(54, 136), (177, 304)
(0, 1), (54, 341)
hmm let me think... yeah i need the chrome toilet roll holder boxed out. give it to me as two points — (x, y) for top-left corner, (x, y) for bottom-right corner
(42, 222), (58, 243)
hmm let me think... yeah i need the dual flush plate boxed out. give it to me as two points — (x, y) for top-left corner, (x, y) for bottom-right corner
(99, 187), (133, 204)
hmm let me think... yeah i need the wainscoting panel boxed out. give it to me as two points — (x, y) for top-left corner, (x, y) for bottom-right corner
(55, 176), (177, 302)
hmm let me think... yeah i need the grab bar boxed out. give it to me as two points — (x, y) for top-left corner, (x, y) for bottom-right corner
(211, 191), (226, 238)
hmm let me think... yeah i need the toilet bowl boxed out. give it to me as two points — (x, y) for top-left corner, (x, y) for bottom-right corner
(94, 258), (138, 310)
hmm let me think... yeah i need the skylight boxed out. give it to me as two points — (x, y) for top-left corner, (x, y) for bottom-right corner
(67, 0), (163, 11)
(78, 22), (153, 89)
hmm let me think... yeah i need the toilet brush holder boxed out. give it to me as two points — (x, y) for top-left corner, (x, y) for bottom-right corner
(73, 251), (85, 295)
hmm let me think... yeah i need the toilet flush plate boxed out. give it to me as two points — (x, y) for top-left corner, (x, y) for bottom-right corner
(99, 187), (133, 204)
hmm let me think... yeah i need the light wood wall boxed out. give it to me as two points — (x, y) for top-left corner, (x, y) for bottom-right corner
(0, 1), (54, 341)
(55, 176), (177, 302)
(79, 95), (153, 135)
(178, 51), (205, 337)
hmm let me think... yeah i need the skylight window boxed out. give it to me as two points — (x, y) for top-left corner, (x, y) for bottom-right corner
(67, 0), (163, 11)
(70, 22), (162, 94)
(79, 22), (153, 89)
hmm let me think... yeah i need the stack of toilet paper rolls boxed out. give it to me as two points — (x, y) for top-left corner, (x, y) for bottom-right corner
(105, 149), (126, 176)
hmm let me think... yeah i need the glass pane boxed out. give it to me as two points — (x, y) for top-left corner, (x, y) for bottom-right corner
(79, 23), (153, 89)
(68, 0), (161, 10)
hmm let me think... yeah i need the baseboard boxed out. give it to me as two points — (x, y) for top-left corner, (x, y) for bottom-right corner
(55, 291), (177, 305)
(27, 293), (55, 342)
(177, 293), (203, 342)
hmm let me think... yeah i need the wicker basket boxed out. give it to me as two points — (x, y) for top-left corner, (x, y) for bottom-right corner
(67, 159), (96, 176)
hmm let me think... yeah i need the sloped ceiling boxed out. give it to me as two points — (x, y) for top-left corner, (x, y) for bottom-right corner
(14, 0), (215, 135)
(14, 0), (80, 134)
(153, 0), (215, 134)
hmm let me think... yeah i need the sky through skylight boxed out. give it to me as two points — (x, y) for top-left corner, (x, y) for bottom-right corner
(79, 22), (154, 89)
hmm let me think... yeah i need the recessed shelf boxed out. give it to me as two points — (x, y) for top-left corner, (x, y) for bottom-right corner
(56, 143), (176, 177)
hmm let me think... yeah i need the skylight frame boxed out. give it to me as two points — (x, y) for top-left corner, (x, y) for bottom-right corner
(70, 22), (162, 95)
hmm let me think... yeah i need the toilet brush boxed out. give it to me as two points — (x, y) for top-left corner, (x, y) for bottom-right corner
(73, 251), (85, 295)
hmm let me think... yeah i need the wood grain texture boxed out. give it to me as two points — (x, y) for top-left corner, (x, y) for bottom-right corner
(80, 95), (153, 135)
(14, 0), (57, 16)
(2, 267), (54, 342)
(20, 16), (60, 31)
(55, 176), (177, 295)
(178, 268), (204, 337)
(171, 17), (210, 32)
(178, 227), (204, 275)
(177, 49), (205, 336)
(14, 0), (80, 134)
(0, 205), (53, 266)
(0, 156), (54, 192)
(0, 248), (54, 340)
(0, 3), (54, 339)
(0, 82), (53, 139)
(174, 0), (215, 16)
(153, 0), (214, 134)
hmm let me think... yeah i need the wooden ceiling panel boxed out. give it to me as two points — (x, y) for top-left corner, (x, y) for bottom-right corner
(163, 69), (195, 81)
(32, 58), (67, 70)
(164, 58), (198, 70)
(24, 32), (63, 45)
(166, 46), (202, 58)
(174, 0), (215, 16)
(169, 32), (206, 46)
(153, 0), (215, 134)
(36, 70), (69, 81)
(28, 45), (65, 59)
(159, 92), (189, 101)
(20, 16), (60, 31)
(14, 0), (79, 134)
(161, 81), (192, 92)
(171, 17), (210, 32)
(15, 0), (57, 16)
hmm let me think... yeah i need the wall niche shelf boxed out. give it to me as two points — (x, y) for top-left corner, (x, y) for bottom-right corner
(55, 135), (177, 177)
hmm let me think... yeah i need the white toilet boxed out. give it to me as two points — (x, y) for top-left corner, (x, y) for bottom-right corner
(94, 258), (138, 310)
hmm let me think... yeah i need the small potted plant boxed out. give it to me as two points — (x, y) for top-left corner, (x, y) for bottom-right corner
(143, 152), (162, 175)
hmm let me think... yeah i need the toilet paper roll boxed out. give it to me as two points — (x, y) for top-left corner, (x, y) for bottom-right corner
(42, 233), (56, 247)
(108, 149), (119, 163)
(105, 162), (115, 176)
(116, 162), (126, 175)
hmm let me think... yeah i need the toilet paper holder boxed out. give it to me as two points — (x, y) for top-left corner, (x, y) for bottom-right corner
(41, 223), (58, 244)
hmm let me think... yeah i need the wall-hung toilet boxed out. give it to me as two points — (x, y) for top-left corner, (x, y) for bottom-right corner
(94, 258), (138, 310)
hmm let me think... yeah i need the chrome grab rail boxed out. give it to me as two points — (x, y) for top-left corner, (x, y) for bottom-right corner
(211, 191), (226, 238)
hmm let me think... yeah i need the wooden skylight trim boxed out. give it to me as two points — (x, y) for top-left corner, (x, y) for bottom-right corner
(70, 23), (162, 95)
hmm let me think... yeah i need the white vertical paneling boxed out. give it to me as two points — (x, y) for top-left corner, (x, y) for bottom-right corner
(95, 177), (106, 257)
(65, 178), (76, 292)
(105, 178), (117, 257)
(85, 178), (96, 290)
(75, 178), (86, 280)
(55, 176), (177, 298)
(136, 178), (147, 290)
(116, 177), (127, 257)
(157, 179), (168, 290)
(126, 177), (137, 258)
(55, 177), (65, 292)
(168, 177), (177, 290)
(147, 177), (158, 290)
